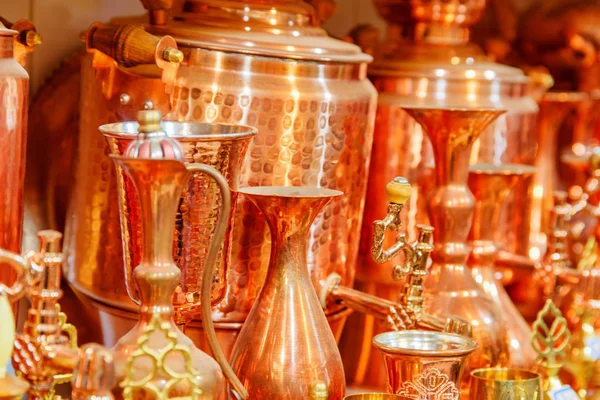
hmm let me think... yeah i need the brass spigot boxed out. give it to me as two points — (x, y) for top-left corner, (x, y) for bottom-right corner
(371, 177), (434, 316)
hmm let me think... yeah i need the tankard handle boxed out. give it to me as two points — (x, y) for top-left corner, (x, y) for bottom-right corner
(185, 164), (249, 400)
(0, 249), (31, 303)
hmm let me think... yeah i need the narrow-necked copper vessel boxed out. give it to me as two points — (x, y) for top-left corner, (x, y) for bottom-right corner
(406, 108), (511, 387)
(229, 186), (345, 399)
(468, 163), (537, 369)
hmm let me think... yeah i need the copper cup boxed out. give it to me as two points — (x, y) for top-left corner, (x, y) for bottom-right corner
(469, 368), (542, 400)
(373, 330), (477, 398)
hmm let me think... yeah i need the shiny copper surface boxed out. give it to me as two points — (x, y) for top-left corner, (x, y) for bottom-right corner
(109, 156), (230, 399)
(0, 21), (29, 320)
(407, 108), (510, 386)
(64, 0), (376, 354)
(342, 0), (538, 388)
(101, 120), (255, 322)
(468, 163), (537, 369)
(469, 368), (542, 400)
(373, 330), (477, 397)
(229, 186), (345, 399)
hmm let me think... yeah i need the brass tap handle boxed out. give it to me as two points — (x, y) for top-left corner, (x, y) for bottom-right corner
(371, 177), (412, 267)
(416, 313), (472, 337)
(85, 22), (183, 68)
(398, 224), (434, 314)
(72, 344), (115, 400)
(320, 274), (413, 331)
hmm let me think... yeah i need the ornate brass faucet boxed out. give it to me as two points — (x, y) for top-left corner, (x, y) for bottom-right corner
(367, 177), (471, 336)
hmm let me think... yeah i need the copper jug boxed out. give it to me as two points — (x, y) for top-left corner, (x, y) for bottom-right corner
(63, 0), (376, 352)
(339, 0), (537, 389)
(0, 20), (36, 318)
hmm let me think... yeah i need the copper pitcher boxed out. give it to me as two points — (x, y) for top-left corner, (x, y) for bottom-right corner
(62, 0), (376, 351)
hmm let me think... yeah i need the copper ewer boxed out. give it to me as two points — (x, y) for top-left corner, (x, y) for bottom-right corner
(62, 0), (376, 350)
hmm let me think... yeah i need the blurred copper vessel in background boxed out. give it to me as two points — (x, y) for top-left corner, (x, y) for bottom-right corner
(339, 0), (538, 389)
(0, 19), (40, 319)
(467, 163), (537, 369)
(61, 0), (376, 353)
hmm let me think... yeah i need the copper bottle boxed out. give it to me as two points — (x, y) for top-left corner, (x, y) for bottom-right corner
(340, 0), (537, 388)
(229, 186), (345, 399)
(0, 21), (30, 316)
(63, 0), (376, 350)
(467, 163), (538, 369)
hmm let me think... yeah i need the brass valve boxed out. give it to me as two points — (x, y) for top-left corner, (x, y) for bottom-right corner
(371, 177), (434, 313)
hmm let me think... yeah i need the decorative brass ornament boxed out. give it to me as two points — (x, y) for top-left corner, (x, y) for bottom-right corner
(397, 368), (459, 400)
(121, 314), (203, 400)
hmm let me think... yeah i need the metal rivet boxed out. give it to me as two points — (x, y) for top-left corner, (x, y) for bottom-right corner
(119, 94), (130, 105)
(143, 100), (154, 110)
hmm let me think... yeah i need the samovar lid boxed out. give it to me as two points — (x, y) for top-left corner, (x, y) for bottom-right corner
(369, 0), (537, 111)
(0, 21), (17, 37)
(136, 0), (372, 64)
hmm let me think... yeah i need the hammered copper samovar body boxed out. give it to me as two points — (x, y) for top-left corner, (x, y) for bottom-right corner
(339, 0), (537, 389)
(64, 0), (376, 353)
(0, 21), (33, 316)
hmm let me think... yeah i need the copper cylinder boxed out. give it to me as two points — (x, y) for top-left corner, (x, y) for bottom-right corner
(0, 22), (29, 319)
(63, 0), (375, 356)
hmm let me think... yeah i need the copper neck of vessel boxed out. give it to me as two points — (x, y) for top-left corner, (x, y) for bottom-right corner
(406, 109), (506, 265)
(112, 157), (187, 321)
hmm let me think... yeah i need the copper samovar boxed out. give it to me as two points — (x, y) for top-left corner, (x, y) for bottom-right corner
(63, 0), (376, 353)
(339, 0), (538, 389)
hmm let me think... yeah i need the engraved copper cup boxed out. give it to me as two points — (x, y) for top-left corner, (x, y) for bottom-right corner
(99, 121), (256, 325)
(373, 330), (477, 399)
(469, 368), (542, 400)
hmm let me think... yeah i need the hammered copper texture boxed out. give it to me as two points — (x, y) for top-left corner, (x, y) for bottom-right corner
(105, 131), (251, 316)
(65, 51), (376, 332)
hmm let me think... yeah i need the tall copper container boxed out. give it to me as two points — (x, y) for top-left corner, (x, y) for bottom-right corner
(339, 0), (538, 389)
(64, 0), (376, 353)
(0, 22), (29, 316)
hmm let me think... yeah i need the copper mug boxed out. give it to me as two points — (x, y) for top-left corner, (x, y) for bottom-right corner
(373, 330), (477, 399)
(469, 368), (542, 400)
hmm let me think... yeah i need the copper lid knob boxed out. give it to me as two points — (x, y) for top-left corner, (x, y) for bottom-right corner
(124, 110), (184, 160)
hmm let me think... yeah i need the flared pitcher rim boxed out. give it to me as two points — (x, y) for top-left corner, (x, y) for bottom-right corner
(238, 186), (344, 199)
(99, 120), (257, 141)
(373, 330), (478, 357)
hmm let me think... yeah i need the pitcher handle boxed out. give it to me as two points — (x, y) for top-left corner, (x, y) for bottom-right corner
(185, 164), (248, 400)
(0, 249), (31, 303)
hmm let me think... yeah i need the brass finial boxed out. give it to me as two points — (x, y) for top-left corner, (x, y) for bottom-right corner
(163, 47), (183, 64)
(136, 109), (163, 133)
(532, 299), (571, 393)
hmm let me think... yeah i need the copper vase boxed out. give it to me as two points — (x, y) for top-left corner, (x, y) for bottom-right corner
(406, 108), (511, 384)
(467, 163), (538, 369)
(373, 330), (477, 399)
(229, 186), (345, 399)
